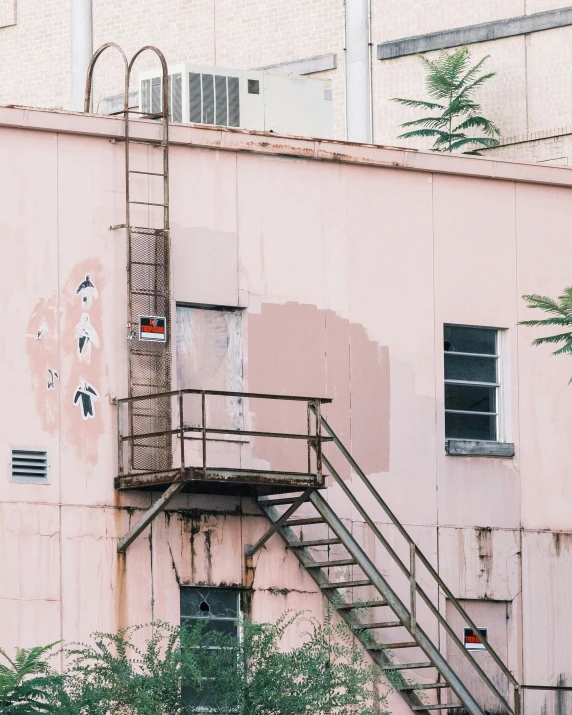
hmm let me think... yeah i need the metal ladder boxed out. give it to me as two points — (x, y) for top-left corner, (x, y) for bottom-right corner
(85, 44), (173, 473)
(249, 413), (521, 715)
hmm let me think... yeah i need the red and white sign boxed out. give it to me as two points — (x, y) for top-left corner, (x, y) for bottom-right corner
(139, 315), (167, 342)
(464, 627), (488, 650)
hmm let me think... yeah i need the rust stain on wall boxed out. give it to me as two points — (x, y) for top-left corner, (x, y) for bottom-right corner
(476, 526), (494, 584)
(553, 532), (572, 557)
(247, 302), (390, 475)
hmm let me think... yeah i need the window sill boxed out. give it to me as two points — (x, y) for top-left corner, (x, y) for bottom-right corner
(445, 440), (515, 458)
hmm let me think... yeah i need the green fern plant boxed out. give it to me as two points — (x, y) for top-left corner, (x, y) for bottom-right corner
(520, 287), (572, 380)
(52, 612), (390, 714)
(391, 47), (500, 154)
(0, 643), (61, 714)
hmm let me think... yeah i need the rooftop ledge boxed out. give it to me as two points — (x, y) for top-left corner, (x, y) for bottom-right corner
(2, 104), (572, 188)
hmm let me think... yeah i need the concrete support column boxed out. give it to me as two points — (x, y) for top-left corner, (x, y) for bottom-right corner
(71, 0), (93, 111)
(345, 0), (372, 143)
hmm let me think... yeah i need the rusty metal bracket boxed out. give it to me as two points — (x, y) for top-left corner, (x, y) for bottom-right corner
(117, 479), (186, 553)
(244, 489), (314, 558)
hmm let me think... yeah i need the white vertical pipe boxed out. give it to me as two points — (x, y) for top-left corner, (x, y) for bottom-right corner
(71, 0), (93, 111)
(345, 0), (372, 143)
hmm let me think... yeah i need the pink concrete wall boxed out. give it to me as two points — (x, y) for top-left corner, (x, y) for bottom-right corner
(2, 107), (572, 709)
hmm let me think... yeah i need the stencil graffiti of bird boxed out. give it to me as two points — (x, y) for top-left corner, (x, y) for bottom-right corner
(47, 369), (59, 390)
(75, 313), (100, 363)
(35, 318), (48, 340)
(75, 273), (99, 308)
(73, 379), (100, 420)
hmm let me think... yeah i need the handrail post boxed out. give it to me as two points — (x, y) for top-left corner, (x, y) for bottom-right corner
(201, 391), (207, 469)
(178, 392), (185, 470)
(307, 401), (312, 474)
(514, 685), (521, 715)
(410, 541), (416, 636)
(314, 399), (323, 481)
(118, 401), (124, 475)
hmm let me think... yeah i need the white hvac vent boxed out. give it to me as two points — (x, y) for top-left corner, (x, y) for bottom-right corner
(188, 72), (240, 127)
(139, 63), (333, 139)
(10, 448), (49, 484)
(140, 73), (183, 122)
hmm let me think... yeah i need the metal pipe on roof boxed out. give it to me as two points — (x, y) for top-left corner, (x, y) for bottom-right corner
(71, 0), (93, 111)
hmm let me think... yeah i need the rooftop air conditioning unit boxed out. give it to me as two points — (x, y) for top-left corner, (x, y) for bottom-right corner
(139, 64), (333, 140)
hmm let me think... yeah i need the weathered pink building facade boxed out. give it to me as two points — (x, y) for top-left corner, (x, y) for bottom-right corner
(2, 104), (572, 713)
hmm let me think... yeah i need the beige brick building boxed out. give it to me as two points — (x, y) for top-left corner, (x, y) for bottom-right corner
(2, 1), (572, 161)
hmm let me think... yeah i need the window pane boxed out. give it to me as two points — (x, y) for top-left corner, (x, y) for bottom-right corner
(446, 412), (496, 440)
(181, 587), (239, 619)
(444, 354), (497, 383)
(445, 384), (496, 413)
(182, 617), (238, 637)
(444, 326), (496, 355)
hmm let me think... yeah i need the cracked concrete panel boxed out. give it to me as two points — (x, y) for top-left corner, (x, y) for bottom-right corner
(438, 527), (520, 602)
(158, 511), (244, 589)
(60, 506), (152, 641)
(445, 598), (511, 712)
(522, 530), (572, 687)
(0, 502), (60, 602)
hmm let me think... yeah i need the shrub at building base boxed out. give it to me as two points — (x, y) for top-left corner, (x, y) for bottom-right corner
(5, 611), (391, 714)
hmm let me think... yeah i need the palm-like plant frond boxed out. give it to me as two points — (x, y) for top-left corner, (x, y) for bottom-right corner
(390, 47), (501, 153)
(0, 643), (61, 714)
(520, 288), (572, 381)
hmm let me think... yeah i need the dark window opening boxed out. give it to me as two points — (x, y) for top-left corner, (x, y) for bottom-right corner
(247, 79), (260, 94)
(444, 325), (499, 441)
(180, 587), (240, 709)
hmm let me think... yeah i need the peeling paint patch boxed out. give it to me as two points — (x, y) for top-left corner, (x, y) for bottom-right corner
(247, 302), (390, 475)
(26, 293), (59, 433)
(61, 258), (107, 465)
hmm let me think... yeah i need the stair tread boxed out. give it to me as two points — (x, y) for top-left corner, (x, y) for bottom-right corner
(400, 683), (449, 691)
(370, 641), (418, 650)
(284, 517), (324, 526)
(288, 538), (342, 548)
(380, 662), (434, 670)
(412, 705), (463, 711)
(337, 599), (387, 609)
(306, 558), (356, 568)
(258, 495), (303, 506)
(353, 621), (403, 630)
(323, 579), (371, 589)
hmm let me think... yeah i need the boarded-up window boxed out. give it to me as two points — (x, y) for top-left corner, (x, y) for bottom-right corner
(176, 305), (243, 433)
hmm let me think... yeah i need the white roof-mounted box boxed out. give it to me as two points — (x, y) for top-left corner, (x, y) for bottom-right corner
(139, 63), (333, 140)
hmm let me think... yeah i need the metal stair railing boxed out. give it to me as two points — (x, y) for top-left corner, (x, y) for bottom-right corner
(311, 411), (521, 715)
(255, 411), (522, 715)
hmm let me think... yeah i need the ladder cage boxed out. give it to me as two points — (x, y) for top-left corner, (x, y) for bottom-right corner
(85, 44), (173, 472)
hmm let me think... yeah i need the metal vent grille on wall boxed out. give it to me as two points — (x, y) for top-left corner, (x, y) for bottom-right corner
(141, 74), (182, 122)
(189, 72), (240, 127)
(10, 448), (49, 483)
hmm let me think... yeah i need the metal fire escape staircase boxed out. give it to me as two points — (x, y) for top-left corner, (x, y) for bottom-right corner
(248, 411), (522, 715)
(85, 43), (520, 715)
